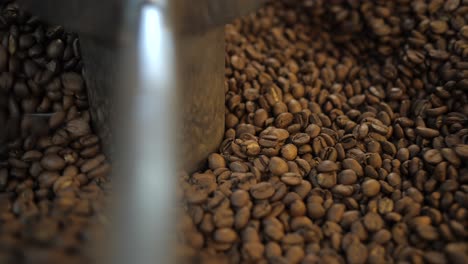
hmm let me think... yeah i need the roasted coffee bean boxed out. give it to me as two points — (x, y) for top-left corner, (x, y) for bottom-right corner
(363, 212), (384, 232)
(280, 144), (297, 161)
(317, 172), (337, 189)
(214, 228), (237, 243)
(231, 190), (249, 207)
(80, 154), (105, 173)
(423, 149), (443, 164)
(342, 158), (363, 176)
(453, 145), (468, 159)
(346, 241), (368, 264)
(317, 160), (339, 173)
(307, 202), (326, 220)
(40, 153), (66, 171)
(338, 169), (357, 185)
(250, 182), (275, 200)
(208, 153), (226, 169)
(65, 118), (90, 138)
(46, 39), (65, 59)
(61, 72), (84, 93)
(362, 179), (381, 197)
(269, 157), (288, 176)
(280, 172), (301, 186)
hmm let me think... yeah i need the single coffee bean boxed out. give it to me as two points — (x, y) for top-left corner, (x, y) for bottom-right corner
(363, 212), (384, 232)
(362, 179), (381, 197)
(269, 157), (288, 176)
(415, 126), (440, 138)
(61, 72), (84, 93)
(317, 160), (339, 173)
(241, 242), (265, 261)
(231, 190), (250, 207)
(281, 144), (297, 161)
(416, 225), (440, 241)
(342, 159), (363, 176)
(250, 182), (275, 200)
(423, 149), (443, 164)
(214, 228), (238, 243)
(80, 154), (105, 173)
(46, 39), (64, 59)
(338, 169), (357, 185)
(65, 118), (90, 138)
(346, 241), (368, 264)
(453, 144), (468, 159)
(307, 202), (325, 220)
(208, 153), (226, 170)
(327, 203), (345, 222)
(316, 172), (337, 189)
(280, 172), (302, 186)
(40, 153), (66, 171)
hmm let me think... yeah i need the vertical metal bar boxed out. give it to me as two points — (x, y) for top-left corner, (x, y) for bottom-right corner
(105, 2), (177, 264)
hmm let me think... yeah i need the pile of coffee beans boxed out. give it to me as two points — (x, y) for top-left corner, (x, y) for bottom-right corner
(0, 2), (109, 263)
(1, 0), (467, 263)
(176, 0), (468, 263)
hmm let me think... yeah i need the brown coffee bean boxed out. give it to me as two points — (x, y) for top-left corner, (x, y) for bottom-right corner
(377, 198), (394, 214)
(275, 113), (293, 128)
(317, 160), (339, 173)
(233, 207), (250, 231)
(241, 242), (264, 261)
(338, 169), (357, 185)
(416, 225), (440, 241)
(208, 153), (226, 169)
(250, 182), (275, 200)
(265, 242), (282, 259)
(317, 172), (337, 189)
(327, 203), (345, 222)
(38, 171), (60, 188)
(346, 241), (368, 264)
(65, 118), (90, 138)
(453, 144), (468, 159)
(305, 124), (321, 138)
(40, 153), (66, 171)
(46, 39), (64, 59)
(288, 199), (305, 217)
(363, 212), (384, 232)
(214, 228), (237, 243)
(61, 72), (84, 92)
(307, 203), (325, 220)
(366, 153), (382, 169)
(79, 145), (100, 158)
(342, 159), (363, 176)
(252, 201), (272, 219)
(269, 157), (288, 176)
(280, 172), (301, 186)
(80, 154), (105, 173)
(430, 20), (448, 34)
(440, 148), (460, 167)
(231, 189), (250, 207)
(280, 144), (297, 161)
(87, 162), (111, 178)
(423, 149), (443, 164)
(362, 179), (381, 197)
(415, 127), (440, 138)
(214, 209), (234, 228)
(291, 181), (310, 199)
(231, 55), (245, 70)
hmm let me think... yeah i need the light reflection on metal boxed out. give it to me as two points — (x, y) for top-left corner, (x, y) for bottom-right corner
(108, 3), (177, 264)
